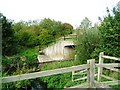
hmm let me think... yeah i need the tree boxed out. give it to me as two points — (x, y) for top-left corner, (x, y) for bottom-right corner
(12, 21), (27, 32)
(99, 7), (120, 56)
(11, 18), (73, 50)
(79, 17), (92, 30)
(1, 13), (17, 56)
(92, 7), (120, 62)
(39, 18), (64, 38)
(75, 17), (100, 63)
(37, 28), (53, 46)
(62, 23), (73, 36)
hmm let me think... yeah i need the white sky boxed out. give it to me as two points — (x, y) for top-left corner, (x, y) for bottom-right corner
(0, 0), (119, 28)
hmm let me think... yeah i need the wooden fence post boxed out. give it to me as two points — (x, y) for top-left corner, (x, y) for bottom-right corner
(87, 60), (90, 87)
(87, 59), (95, 88)
(98, 52), (104, 81)
(72, 71), (74, 82)
(74, 55), (77, 61)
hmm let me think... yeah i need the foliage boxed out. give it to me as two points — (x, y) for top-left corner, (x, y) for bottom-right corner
(12, 18), (73, 49)
(2, 47), (38, 67)
(2, 6), (120, 89)
(2, 66), (32, 90)
(75, 18), (100, 63)
(39, 18), (63, 38)
(2, 46), (39, 90)
(40, 60), (82, 89)
(79, 17), (92, 30)
(1, 13), (17, 56)
(2, 16), (74, 90)
(91, 7), (120, 61)
(2, 60), (82, 90)
(13, 21), (38, 47)
(62, 23), (73, 36)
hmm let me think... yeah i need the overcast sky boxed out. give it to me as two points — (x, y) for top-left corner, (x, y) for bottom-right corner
(0, 0), (119, 28)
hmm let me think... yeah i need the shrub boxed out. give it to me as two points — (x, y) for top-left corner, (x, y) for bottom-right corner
(75, 27), (100, 63)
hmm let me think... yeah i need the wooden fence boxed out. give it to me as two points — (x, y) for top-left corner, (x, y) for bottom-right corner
(71, 52), (120, 88)
(95, 52), (120, 88)
(2, 52), (120, 89)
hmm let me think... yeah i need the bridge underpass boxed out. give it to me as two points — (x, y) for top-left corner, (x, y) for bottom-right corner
(38, 40), (76, 63)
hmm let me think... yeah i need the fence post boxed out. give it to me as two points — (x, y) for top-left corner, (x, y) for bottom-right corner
(87, 60), (90, 87)
(87, 59), (95, 88)
(74, 55), (77, 61)
(72, 71), (74, 82)
(98, 52), (104, 81)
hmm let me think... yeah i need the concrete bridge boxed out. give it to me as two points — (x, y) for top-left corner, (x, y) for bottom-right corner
(38, 34), (76, 63)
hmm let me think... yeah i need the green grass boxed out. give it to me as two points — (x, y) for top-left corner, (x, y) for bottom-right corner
(41, 60), (81, 71)
(14, 46), (39, 57)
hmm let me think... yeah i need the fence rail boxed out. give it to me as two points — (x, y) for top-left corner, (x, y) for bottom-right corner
(2, 64), (89, 83)
(102, 55), (120, 61)
(2, 52), (120, 89)
(96, 52), (120, 88)
(96, 63), (119, 67)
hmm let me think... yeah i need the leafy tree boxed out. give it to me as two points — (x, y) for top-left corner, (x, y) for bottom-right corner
(13, 21), (41, 47)
(1, 13), (17, 56)
(37, 28), (53, 46)
(79, 17), (92, 30)
(12, 21), (27, 32)
(12, 18), (73, 48)
(39, 18), (67, 38)
(75, 17), (100, 63)
(62, 23), (73, 36)
(92, 7), (120, 59)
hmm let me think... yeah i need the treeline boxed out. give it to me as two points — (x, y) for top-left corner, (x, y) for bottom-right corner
(1, 14), (73, 56)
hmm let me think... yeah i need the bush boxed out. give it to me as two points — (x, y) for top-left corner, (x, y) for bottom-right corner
(75, 27), (100, 64)
(92, 7), (120, 62)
